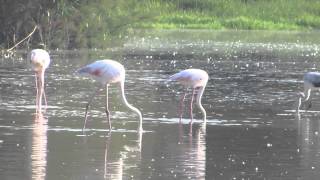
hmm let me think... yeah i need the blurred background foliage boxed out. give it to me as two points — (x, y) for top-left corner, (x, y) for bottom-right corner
(1, 0), (320, 50)
(0, 0), (158, 49)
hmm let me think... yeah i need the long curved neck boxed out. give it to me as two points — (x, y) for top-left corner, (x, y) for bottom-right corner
(297, 96), (302, 113)
(196, 85), (207, 123)
(297, 92), (305, 113)
(120, 81), (143, 131)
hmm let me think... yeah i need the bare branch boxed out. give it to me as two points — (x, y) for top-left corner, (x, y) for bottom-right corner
(6, 25), (38, 52)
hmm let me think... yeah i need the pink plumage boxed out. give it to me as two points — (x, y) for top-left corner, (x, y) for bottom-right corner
(77, 60), (125, 84)
(28, 49), (51, 114)
(77, 59), (143, 132)
(169, 68), (208, 123)
(297, 72), (320, 112)
(30, 49), (51, 72)
(169, 69), (208, 88)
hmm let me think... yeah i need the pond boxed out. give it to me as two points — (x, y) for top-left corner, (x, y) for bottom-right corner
(1, 30), (320, 179)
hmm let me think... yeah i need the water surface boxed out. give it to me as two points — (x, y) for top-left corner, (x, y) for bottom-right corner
(1, 30), (320, 179)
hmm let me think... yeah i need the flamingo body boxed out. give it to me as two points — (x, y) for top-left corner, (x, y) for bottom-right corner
(169, 69), (208, 88)
(78, 60), (124, 84)
(78, 59), (143, 132)
(30, 49), (50, 72)
(170, 69), (208, 123)
(29, 49), (50, 113)
(304, 72), (320, 88)
(297, 72), (320, 112)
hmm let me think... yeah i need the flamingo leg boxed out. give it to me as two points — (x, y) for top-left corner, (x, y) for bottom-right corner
(40, 70), (47, 112)
(105, 84), (111, 132)
(189, 88), (195, 135)
(37, 71), (44, 113)
(43, 89), (47, 111)
(36, 70), (46, 113)
(42, 72), (48, 112)
(178, 91), (187, 123)
(83, 84), (102, 131)
(189, 120), (193, 137)
(35, 73), (39, 114)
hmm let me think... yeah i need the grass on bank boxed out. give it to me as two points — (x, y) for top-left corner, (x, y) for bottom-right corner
(139, 0), (320, 30)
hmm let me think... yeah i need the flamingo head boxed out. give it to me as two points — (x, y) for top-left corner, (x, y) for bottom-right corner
(298, 92), (305, 98)
(33, 61), (43, 70)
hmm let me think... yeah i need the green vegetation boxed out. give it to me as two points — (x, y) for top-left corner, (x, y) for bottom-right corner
(142, 0), (320, 30)
(0, 0), (157, 49)
(1, 0), (320, 50)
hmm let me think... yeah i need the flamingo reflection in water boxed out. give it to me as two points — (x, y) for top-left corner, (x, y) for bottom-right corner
(31, 113), (48, 180)
(103, 131), (142, 180)
(29, 49), (51, 114)
(177, 123), (206, 179)
(295, 113), (320, 179)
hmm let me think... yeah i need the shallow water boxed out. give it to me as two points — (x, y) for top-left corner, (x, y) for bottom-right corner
(1, 30), (320, 179)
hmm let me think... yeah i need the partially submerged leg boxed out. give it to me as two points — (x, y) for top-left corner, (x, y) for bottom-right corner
(43, 89), (47, 111)
(188, 88), (196, 136)
(40, 70), (47, 112)
(37, 71), (44, 113)
(35, 73), (39, 114)
(178, 90), (187, 123)
(105, 84), (112, 132)
(189, 88), (195, 125)
(83, 84), (102, 131)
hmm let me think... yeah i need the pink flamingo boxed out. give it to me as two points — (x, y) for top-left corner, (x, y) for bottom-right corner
(297, 72), (320, 112)
(29, 49), (50, 113)
(77, 59), (143, 132)
(169, 69), (209, 124)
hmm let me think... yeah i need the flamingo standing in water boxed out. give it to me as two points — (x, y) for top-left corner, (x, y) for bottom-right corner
(297, 72), (320, 112)
(77, 59), (143, 132)
(29, 49), (50, 113)
(169, 69), (209, 124)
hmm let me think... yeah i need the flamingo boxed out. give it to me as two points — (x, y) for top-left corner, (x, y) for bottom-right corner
(77, 59), (143, 132)
(169, 69), (209, 124)
(297, 72), (320, 112)
(29, 49), (50, 113)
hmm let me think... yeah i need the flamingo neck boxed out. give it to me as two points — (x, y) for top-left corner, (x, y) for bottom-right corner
(297, 92), (305, 113)
(196, 85), (207, 122)
(297, 96), (302, 113)
(120, 81), (143, 131)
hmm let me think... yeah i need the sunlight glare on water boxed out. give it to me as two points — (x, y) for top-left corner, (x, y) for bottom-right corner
(1, 30), (320, 179)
